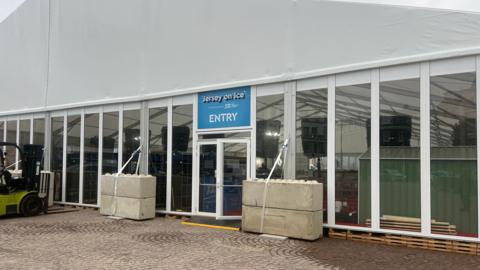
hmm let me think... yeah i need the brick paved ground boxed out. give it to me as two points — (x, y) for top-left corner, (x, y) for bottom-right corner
(0, 209), (479, 270)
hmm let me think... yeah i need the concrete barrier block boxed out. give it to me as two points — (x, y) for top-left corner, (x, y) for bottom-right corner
(242, 206), (322, 240)
(115, 197), (156, 220)
(116, 175), (156, 198)
(100, 195), (114, 216)
(243, 180), (322, 211)
(101, 174), (116, 196)
(8, 170), (22, 178)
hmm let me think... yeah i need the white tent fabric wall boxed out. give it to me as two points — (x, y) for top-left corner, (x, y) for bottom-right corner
(1, 0), (480, 115)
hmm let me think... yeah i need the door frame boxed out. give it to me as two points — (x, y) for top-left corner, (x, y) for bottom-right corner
(195, 138), (250, 219)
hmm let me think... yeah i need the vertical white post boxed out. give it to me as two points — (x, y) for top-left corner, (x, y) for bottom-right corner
(166, 98), (173, 212)
(327, 75), (336, 226)
(371, 69), (380, 230)
(62, 114), (67, 203)
(476, 56), (480, 239)
(285, 81), (296, 179)
(30, 116), (34, 144)
(216, 141), (224, 218)
(118, 107), (124, 172)
(192, 95), (198, 213)
(98, 110), (103, 206)
(420, 62), (431, 235)
(15, 118), (19, 171)
(251, 86), (257, 180)
(79, 111), (85, 204)
(44, 114), (51, 172)
(140, 101), (149, 175)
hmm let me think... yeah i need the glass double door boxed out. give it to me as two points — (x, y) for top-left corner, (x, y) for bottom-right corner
(197, 139), (250, 219)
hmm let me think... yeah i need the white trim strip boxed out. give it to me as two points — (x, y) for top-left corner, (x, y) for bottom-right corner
(420, 62), (431, 234)
(327, 75), (335, 226)
(166, 98), (173, 212)
(62, 114), (67, 203)
(79, 112), (85, 204)
(371, 69), (380, 230)
(477, 56), (480, 239)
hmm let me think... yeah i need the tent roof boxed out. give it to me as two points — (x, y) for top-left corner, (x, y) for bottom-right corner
(1, 0), (480, 115)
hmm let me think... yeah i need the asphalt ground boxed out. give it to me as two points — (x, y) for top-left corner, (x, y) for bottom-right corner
(0, 209), (479, 269)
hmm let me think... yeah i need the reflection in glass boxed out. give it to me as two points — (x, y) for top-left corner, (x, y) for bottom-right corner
(431, 72), (477, 237)
(171, 105), (193, 212)
(223, 143), (247, 216)
(335, 84), (371, 226)
(33, 119), (45, 146)
(256, 94), (284, 179)
(199, 144), (216, 213)
(19, 119), (30, 150)
(296, 88), (328, 221)
(51, 117), (63, 201)
(379, 78), (421, 231)
(6, 120), (16, 168)
(103, 112), (119, 174)
(149, 107), (168, 210)
(123, 110), (140, 174)
(66, 115), (81, 203)
(83, 114), (99, 204)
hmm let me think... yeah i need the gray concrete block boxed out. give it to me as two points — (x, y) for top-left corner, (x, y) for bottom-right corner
(243, 180), (322, 211)
(101, 174), (116, 196)
(100, 195), (155, 220)
(242, 206), (322, 240)
(8, 170), (22, 178)
(100, 195), (114, 216)
(116, 175), (156, 198)
(115, 197), (156, 220)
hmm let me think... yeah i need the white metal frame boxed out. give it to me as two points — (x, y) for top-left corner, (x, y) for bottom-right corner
(195, 138), (250, 220)
(3, 52), (479, 242)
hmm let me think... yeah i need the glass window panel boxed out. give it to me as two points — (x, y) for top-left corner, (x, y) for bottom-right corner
(149, 107), (168, 210)
(171, 105), (193, 212)
(19, 119), (30, 150)
(6, 121), (17, 168)
(103, 112), (119, 174)
(123, 110), (140, 174)
(199, 144), (216, 213)
(0, 122), (3, 141)
(296, 88), (328, 221)
(223, 142), (247, 216)
(66, 115), (81, 203)
(430, 72), (477, 237)
(83, 114), (99, 204)
(33, 119), (45, 146)
(335, 83), (371, 227)
(51, 117), (64, 201)
(256, 94), (284, 179)
(379, 78), (421, 231)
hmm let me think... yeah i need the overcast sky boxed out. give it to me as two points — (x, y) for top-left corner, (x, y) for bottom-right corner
(1, 0), (479, 25)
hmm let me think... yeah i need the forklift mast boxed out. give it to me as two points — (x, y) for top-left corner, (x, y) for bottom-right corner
(0, 142), (43, 191)
(22, 144), (44, 191)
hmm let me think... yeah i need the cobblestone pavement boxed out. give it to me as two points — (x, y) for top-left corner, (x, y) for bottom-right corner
(0, 209), (479, 270)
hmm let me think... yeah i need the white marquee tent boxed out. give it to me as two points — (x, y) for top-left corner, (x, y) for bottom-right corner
(1, 0), (480, 115)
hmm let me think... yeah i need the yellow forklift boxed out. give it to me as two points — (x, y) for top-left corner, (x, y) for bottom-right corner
(0, 142), (48, 217)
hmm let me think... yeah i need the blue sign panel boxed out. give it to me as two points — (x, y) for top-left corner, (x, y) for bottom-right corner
(198, 86), (251, 129)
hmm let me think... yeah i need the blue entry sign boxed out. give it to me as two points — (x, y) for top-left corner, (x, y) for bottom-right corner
(198, 86), (251, 129)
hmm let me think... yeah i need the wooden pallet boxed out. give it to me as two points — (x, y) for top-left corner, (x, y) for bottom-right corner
(328, 229), (479, 255)
(365, 215), (457, 235)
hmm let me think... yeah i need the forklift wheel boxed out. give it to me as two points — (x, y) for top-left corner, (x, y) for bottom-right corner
(20, 195), (42, 217)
